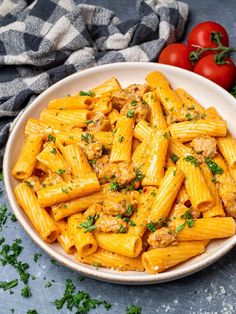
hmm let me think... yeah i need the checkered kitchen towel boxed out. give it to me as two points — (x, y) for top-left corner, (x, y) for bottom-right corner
(0, 0), (189, 167)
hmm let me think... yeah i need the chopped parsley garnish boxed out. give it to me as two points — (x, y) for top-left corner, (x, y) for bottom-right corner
(24, 180), (33, 189)
(45, 281), (53, 288)
(135, 170), (144, 182)
(117, 225), (127, 233)
(21, 285), (32, 297)
(78, 275), (85, 282)
(185, 113), (194, 120)
(33, 253), (41, 263)
(62, 187), (69, 194)
(27, 310), (38, 314)
(113, 128), (118, 134)
(127, 109), (135, 118)
(50, 258), (60, 267)
(173, 169), (176, 176)
(48, 134), (56, 142)
(89, 159), (97, 165)
(85, 119), (94, 125)
(129, 220), (136, 227)
(126, 204), (135, 216)
(126, 304), (142, 314)
(170, 153), (179, 163)
(150, 191), (157, 197)
(131, 100), (137, 106)
(176, 224), (186, 233)
(0, 204), (8, 231)
(176, 210), (195, 233)
(57, 169), (66, 175)
(0, 172), (2, 181)
(79, 90), (95, 97)
(50, 148), (57, 155)
(81, 133), (94, 144)
(146, 221), (157, 233)
(212, 177), (217, 184)
(205, 157), (223, 176)
(184, 155), (200, 167)
(0, 239), (30, 284)
(109, 182), (120, 191)
(10, 214), (17, 222)
(52, 279), (111, 312)
(163, 132), (169, 139)
(0, 279), (18, 291)
(188, 105), (195, 110)
(118, 135), (124, 143)
(79, 215), (99, 233)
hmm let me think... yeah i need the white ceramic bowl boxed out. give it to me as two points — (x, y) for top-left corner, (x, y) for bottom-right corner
(3, 62), (236, 285)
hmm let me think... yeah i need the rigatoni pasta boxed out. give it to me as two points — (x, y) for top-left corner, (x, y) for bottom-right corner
(12, 71), (236, 274)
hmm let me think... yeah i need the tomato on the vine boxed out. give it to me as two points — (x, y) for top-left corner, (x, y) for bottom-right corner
(187, 21), (229, 53)
(158, 43), (194, 71)
(194, 54), (236, 90)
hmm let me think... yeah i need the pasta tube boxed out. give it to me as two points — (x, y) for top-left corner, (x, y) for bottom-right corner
(91, 77), (121, 97)
(56, 130), (113, 148)
(15, 183), (58, 242)
(133, 119), (153, 141)
(40, 109), (88, 128)
(205, 107), (222, 120)
(145, 71), (183, 113)
(169, 119), (227, 142)
(54, 219), (76, 254)
(36, 142), (71, 179)
(12, 134), (43, 180)
(67, 214), (97, 256)
(62, 144), (94, 178)
(48, 95), (94, 110)
(148, 166), (185, 223)
(177, 157), (214, 212)
(217, 134), (236, 167)
(110, 116), (134, 163)
(128, 186), (159, 237)
(77, 249), (144, 271)
(52, 186), (108, 221)
(94, 232), (142, 258)
(142, 130), (169, 186)
(142, 242), (205, 274)
(175, 88), (205, 114)
(131, 139), (149, 169)
(37, 173), (100, 207)
(142, 92), (167, 130)
(175, 217), (235, 241)
(168, 139), (192, 158)
(24, 118), (74, 136)
(92, 97), (112, 114)
(201, 164), (225, 218)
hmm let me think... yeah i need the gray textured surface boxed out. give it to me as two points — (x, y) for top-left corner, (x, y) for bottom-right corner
(1, 1), (236, 313)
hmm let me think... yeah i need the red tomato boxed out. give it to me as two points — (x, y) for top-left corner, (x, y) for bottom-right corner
(158, 43), (194, 71)
(194, 54), (236, 90)
(187, 21), (229, 52)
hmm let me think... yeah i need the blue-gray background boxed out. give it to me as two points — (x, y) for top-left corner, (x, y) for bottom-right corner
(1, 0), (236, 313)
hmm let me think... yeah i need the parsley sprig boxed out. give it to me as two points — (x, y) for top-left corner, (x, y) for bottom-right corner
(53, 279), (111, 313)
(79, 90), (95, 97)
(80, 214), (99, 233)
(184, 155), (200, 167)
(205, 157), (223, 176)
(176, 210), (195, 233)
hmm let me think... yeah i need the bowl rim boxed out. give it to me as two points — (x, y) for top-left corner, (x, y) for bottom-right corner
(3, 61), (236, 284)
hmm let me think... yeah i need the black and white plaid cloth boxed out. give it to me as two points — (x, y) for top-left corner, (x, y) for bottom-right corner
(0, 0), (189, 167)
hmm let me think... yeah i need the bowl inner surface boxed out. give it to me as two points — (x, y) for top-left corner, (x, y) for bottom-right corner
(3, 62), (236, 284)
